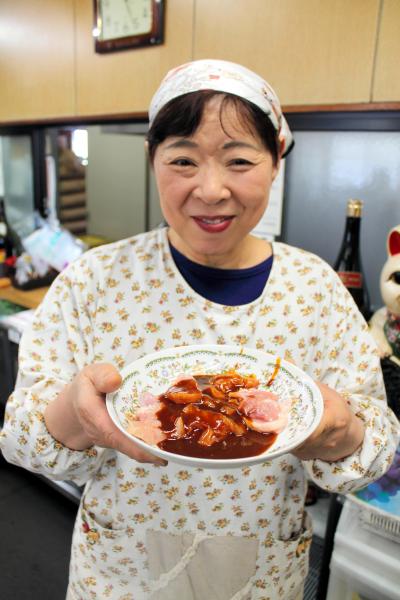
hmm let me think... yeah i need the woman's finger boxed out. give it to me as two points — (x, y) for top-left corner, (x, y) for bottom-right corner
(81, 363), (122, 394)
(74, 367), (166, 464)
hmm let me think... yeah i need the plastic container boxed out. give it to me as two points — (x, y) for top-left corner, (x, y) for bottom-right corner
(348, 493), (400, 543)
(326, 501), (400, 600)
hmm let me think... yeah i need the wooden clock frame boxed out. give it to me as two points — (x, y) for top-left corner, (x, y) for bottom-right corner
(93, 0), (165, 54)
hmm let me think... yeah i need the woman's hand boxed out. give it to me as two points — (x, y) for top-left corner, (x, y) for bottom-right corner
(292, 382), (365, 462)
(44, 363), (166, 465)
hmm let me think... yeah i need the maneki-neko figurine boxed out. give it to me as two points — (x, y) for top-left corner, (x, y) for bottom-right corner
(369, 225), (400, 418)
(370, 225), (400, 365)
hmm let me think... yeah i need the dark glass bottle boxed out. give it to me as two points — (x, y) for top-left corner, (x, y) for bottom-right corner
(0, 199), (13, 277)
(334, 199), (371, 320)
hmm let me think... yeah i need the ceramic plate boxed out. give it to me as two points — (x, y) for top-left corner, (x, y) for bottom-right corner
(106, 344), (324, 469)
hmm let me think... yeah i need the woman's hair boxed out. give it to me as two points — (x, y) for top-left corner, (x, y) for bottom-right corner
(146, 90), (279, 166)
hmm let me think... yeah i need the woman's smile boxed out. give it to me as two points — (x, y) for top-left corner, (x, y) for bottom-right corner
(192, 215), (234, 233)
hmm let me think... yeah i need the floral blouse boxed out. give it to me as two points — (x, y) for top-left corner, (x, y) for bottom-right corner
(1, 228), (398, 600)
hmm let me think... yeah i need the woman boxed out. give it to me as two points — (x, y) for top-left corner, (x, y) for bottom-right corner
(1, 60), (399, 600)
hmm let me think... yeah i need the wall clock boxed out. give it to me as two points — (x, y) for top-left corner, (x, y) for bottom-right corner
(93, 0), (165, 53)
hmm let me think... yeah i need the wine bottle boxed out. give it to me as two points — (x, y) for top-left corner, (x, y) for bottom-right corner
(0, 199), (13, 278)
(334, 199), (371, 320)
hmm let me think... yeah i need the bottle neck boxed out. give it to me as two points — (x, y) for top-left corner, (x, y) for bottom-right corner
(0, 201), (6, 223)
(0, 200), (6, 236)
(342, 216), (361, 245)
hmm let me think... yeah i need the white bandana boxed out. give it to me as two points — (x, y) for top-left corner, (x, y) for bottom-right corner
(149, 59), (294, 158)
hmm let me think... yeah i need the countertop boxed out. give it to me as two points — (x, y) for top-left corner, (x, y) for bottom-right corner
(0, 284), (49, 309)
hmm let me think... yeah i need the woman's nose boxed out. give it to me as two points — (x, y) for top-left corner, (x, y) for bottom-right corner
(194, 165), (231, 204)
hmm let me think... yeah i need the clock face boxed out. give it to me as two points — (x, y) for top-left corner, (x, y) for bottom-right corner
(94, 0), (164, 52)
(98, 0), (153, 42)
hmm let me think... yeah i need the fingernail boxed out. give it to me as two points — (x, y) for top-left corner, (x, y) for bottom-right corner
(155, 459), (168, 467)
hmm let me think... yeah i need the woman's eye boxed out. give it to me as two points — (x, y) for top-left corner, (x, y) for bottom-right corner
(171, 158), (194, 167)
(230, 158), (253, 166)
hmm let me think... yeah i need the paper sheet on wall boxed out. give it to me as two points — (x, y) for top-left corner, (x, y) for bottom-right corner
(252, 160), (285, 241)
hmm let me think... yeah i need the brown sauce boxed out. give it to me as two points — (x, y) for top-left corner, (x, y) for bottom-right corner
(156, 374), (277, 459)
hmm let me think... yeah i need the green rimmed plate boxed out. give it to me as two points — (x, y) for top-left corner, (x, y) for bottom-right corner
(106, 344), (324, 469)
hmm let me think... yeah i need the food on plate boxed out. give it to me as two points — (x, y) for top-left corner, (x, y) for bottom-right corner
(126, 369), (290, 459)
(236, 388), (291, 433)
(126, 391), (166, 445)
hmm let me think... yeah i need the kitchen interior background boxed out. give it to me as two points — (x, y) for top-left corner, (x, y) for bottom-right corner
(1, 118), (400, 311)
(1, 0), (400, 311)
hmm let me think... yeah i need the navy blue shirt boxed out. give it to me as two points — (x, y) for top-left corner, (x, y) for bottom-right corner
(169, 243), (273, 306)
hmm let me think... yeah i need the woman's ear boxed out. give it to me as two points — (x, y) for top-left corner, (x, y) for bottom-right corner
(271, 158), (281, 182)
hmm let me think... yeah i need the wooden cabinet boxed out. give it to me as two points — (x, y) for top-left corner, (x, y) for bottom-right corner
(372, 0), (400, 102)
(0, 0), (399, 124)
(75, 0), (194, 117)
(0, 0), (75, 121)
(193, 0), (381, 106)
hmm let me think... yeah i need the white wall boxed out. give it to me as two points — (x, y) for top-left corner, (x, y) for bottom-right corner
(86, 127), (147, 240)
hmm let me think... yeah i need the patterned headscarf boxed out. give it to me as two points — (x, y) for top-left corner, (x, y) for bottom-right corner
(149, 59), (294, 158)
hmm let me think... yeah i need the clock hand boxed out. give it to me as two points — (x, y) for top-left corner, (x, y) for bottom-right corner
(123, 0), (136, 26)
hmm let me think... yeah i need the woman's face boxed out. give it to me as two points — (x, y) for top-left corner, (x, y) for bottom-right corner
(152, 95), (278, 268)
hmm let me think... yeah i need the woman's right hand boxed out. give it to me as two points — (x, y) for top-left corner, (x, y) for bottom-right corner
(44, 363), (166, 464)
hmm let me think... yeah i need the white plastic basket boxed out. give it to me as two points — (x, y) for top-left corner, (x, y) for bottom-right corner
(348, 494), (400, 544)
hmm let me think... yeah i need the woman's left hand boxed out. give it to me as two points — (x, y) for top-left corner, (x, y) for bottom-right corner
(292, 382), (365, 462)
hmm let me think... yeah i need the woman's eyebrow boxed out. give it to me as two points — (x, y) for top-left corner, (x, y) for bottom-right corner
(222, 141), (259, 150)
(165, 139), (259, 151)
(165, 140), (197, 149)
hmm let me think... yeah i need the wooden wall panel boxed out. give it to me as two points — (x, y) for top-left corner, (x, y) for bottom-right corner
(1, 0), (396, 124)
(193, 0), (380, 106)
(0, 0), (75, 121)
(372, 0), (400, 101)
(75, 0), (194, 117)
